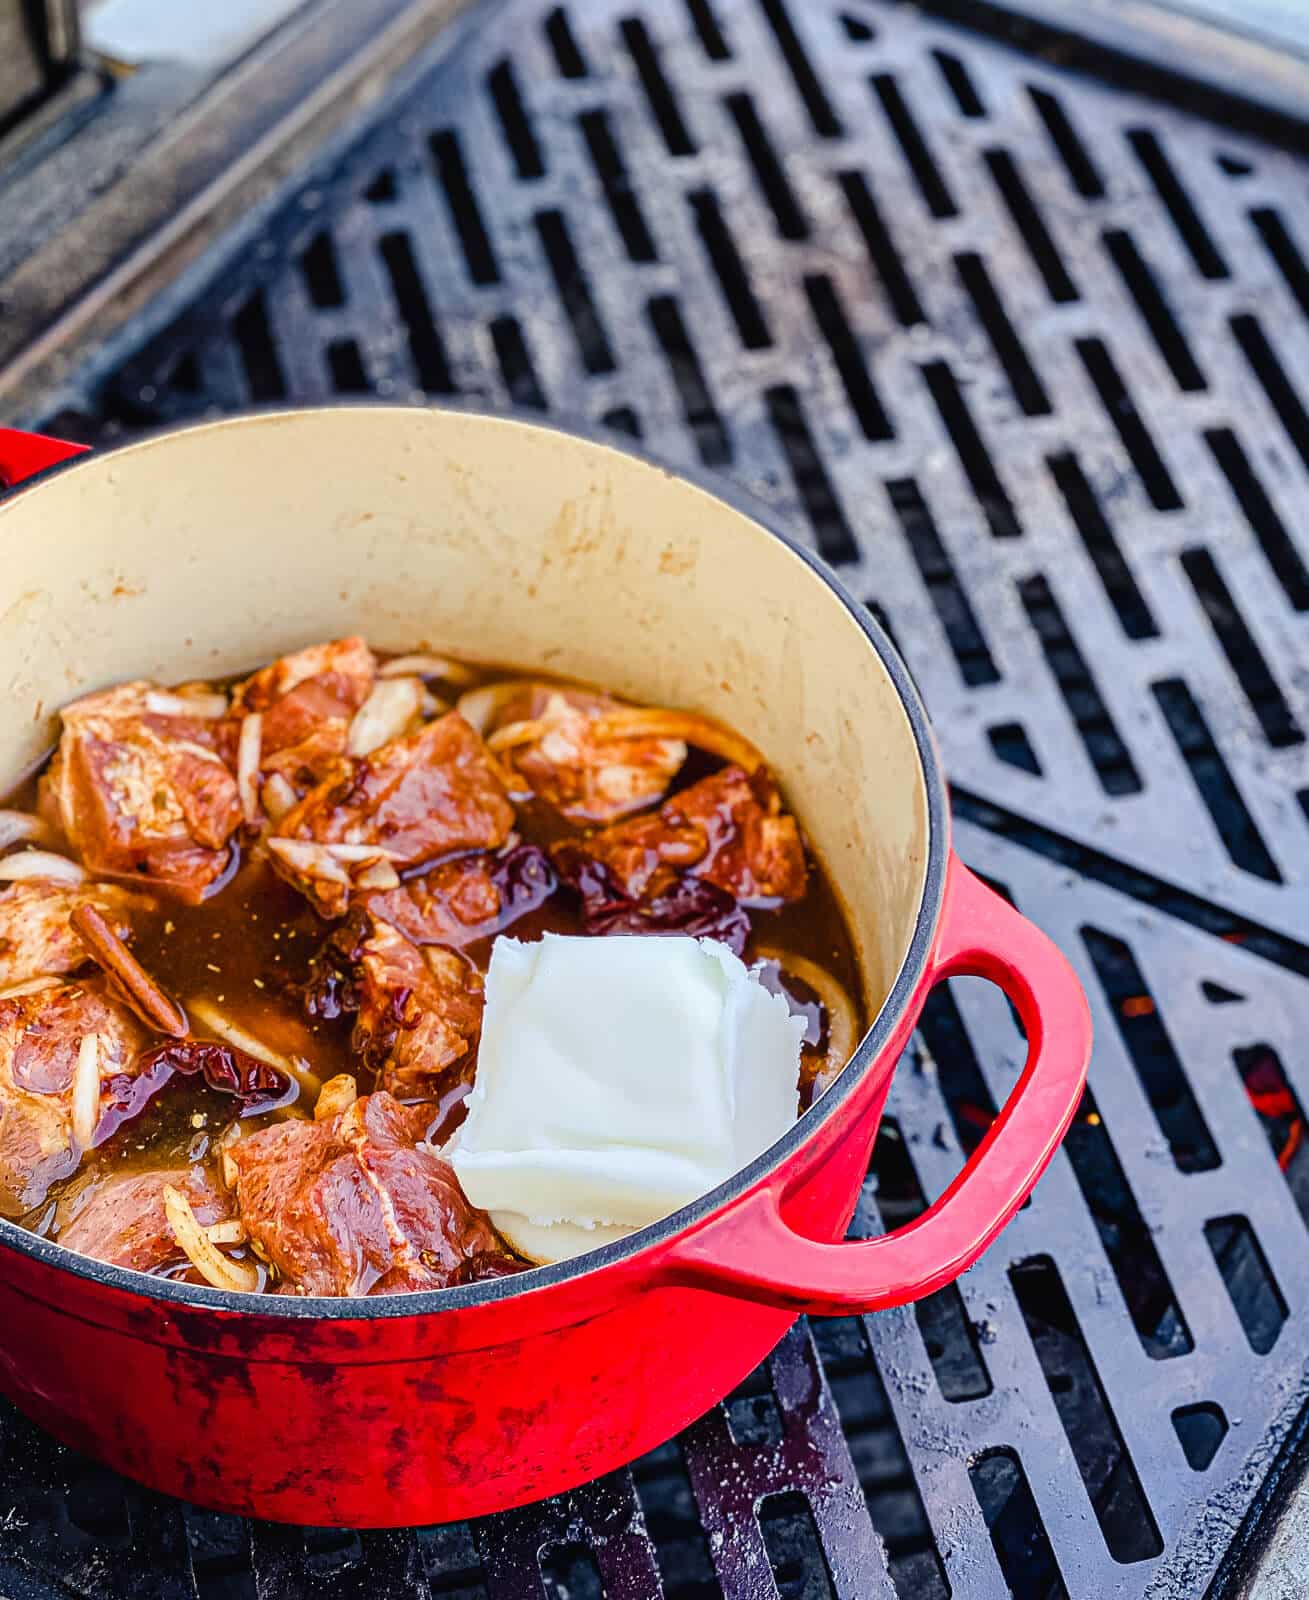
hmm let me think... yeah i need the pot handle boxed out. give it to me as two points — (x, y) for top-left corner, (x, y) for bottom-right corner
(661, 858), (1091, 1314)
(0, 428), (88, 489)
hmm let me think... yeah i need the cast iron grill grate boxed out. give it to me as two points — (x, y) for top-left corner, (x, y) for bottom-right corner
(11, 1), (1309, 1595)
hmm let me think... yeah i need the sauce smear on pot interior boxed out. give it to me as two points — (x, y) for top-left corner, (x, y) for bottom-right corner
(0, 643), (864, 1296)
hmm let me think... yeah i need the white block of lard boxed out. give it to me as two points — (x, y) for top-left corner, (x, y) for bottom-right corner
(450, 932), (805, 1264)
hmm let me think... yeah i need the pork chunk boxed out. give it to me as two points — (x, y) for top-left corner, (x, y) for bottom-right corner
(42, 682), (242, 902)
(0, 880), (155, 990)
(355, 921), (483, 1100)
(58, 1165), (231, 1274)
(269, 713), (514, 917)
(230, 1091), (511, 1295)
(363, 842), (555, 951)
(0, 980), (145, 1216)
(553, 765), (807, 907)
(489, 686), (685, 823)
(229, 636), (376, 796)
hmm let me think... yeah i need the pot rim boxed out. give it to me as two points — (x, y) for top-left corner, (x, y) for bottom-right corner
(0, 402), (950, 1320)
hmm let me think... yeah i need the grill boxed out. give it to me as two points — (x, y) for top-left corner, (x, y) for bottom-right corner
(5, 0), (1309, 1594)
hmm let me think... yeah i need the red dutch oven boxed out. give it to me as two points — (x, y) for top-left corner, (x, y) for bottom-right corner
(0, 409), (1090, 1526)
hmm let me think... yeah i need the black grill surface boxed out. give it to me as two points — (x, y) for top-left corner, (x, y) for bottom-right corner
(12, 1), (1309, 1595)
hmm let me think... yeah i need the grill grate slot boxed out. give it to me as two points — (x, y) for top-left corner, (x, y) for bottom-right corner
(921, 360), (1022, 537)
(541, 1543), (605, 1600)
(988, 721), (1041, 774)
(1017, 575), (1141, 793)
(326, 337), (370, 393)
(954, 250), (1052, 416)
(1027, 86), (1103, 198)
(1101, 229), (1205, 391)
(648, 295), (729, 464)
(1204, 1215), (1287, 1355)
(759, 1493), (836, 1600)
(488, 61), (545, 180)
(301, 230), (346, 308)
(1010, 1256), (1163, 1563)
(429, 131), (500, 285)
(684, 0), (729, 61)
(1180, 547), (1303, 747)
(870, 73), (955, 218)
(886, 476), (999, 684)
(1249, 207), (1309, 316)
(757, 0), (841, 139)
(803, 274), (891, 439)
(583, 110), (658, 263)
(490, 315), (547, 409)
(535, 210), (616, 374)
(1229, 313), (1309, 474)
(933, 48), (984, 117)
(971, 1449), (1070, 1599)
(1075, 336), (1183, 510)
(1046, 451), (1158, 639)
(231, 291), (287, 400)
(545, 6), (588, 77)
(1203, 426), (1309, 611)
(1060, 1086), (1194, 1358)
(1082, 926), (1219, 1172)
(725, 92), (808, 241)
(1234, 1044), (1309, 1226)
(690, 189), (770, 348)
(837, 170), (926, 327)
(984, 148), (1078, 303)
(765, 385), (856, 563)
(620, 18), (695, 156)
(379, 231), (455, 392)
(1126, 128), (1229, 279)
(1152, 677), (1281, 881)
(1173, 1404), (1229, 1472)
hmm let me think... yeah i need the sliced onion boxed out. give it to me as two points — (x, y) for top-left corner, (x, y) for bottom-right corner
(188, 998), (322, 1095)
(267, 838), (351, 886)
(0, 850), (86, 886)
(71, 1033), (101, 1150)
(591, 708), (762, 771)
(380, 653), (479, 686)
(205, 1219), (248, 1246)
(0, 975), (62, 1001)
(315, 1073), (358, 1122)
(754, 945), (859, 1095)
(162, 1184), (261, 1293)
(485, 717), (550, 754)
(170, 740), (228, 767)
(217, 1122), (244, 1190)
(455, 680), (534, 735)
(354, 860), (400, 891)
(0, 810), (55, 849)
(347, 678), (422, 757)
(145, 689), (228, 719)
(261, 773), (297, 821)
(236, 712), (263, 823)
(322, 842), (406, 864)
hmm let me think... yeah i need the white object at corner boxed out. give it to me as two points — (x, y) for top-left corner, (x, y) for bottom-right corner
(450, 932), (805, 1265)
(84, 0), (308, 68)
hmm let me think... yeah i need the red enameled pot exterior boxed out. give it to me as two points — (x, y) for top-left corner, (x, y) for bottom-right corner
(0, 417), (1092, 1526)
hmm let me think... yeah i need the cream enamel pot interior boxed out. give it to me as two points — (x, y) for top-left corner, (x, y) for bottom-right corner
(0, 408), (1091, 1526)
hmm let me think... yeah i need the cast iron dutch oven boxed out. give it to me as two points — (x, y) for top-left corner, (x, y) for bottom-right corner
(0, 409), (1090, 1525)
